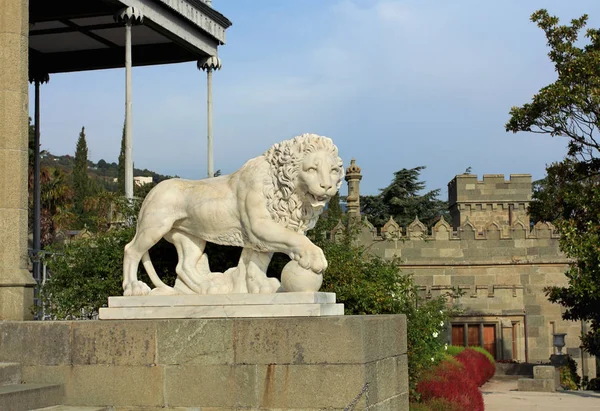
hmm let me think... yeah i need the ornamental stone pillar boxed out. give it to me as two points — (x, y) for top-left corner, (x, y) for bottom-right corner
(198, 56), (222, 178)
(0, 0), (36, 320)
(345, 158), (362, 220)
(29, 70), (50, 314)
(115, 7), (144, 198)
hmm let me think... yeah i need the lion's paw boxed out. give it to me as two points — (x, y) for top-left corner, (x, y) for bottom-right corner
(262, 278), (281, 293)
(149, 286), (177, 296)
(123, 280), (151, 296)
(296, 244), (328, 273)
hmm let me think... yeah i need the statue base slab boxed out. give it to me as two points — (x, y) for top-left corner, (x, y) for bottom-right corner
(98, 292), (344, 319)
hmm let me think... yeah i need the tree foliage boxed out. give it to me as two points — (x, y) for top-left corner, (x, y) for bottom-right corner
(73, 127), (91, 227)
(360, 166), (448, 227)
(506, 9), (600, 163)
(39, 167), (74, 246)
(118, 122), (126, 196)
(506, 9), (600, 355)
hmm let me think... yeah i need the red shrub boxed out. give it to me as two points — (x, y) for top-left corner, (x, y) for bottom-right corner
(411, 397), (463, 411)
(416, 359), (484, 411)
(454, 348), (495, 386)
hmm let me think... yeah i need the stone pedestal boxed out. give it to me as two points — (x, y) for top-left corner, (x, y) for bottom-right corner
(517, 365), (560, 392)
(99, 292), (344, 319)
(550, 354), (569, 367)
(0, 0), (36, 320)
(0, 315), (408, 410)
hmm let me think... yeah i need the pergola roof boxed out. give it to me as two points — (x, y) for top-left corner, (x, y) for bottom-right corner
(29, 0), (232, 74)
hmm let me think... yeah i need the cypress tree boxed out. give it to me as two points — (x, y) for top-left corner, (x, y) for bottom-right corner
(117, 122), (126, 196)
(327, 192), (342, 221)
(73, 126), (90, 226)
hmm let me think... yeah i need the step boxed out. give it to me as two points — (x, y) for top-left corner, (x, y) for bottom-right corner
(0, 383), (63, 411)
(31, 407), (110, 411)
(0, 363), (21, 386)
(517, 377), (556, 392)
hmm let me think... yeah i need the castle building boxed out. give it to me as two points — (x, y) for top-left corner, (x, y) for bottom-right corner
(346, 161), (596, 378)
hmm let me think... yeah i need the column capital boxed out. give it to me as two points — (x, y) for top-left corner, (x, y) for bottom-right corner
(115, 7), (144, 25)
(197, 56), (222, 72)
(345, 158), (362, 181)
(28, 70), (50, 85)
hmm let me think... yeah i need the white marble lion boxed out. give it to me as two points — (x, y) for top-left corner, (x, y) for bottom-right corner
(122, 133), (344, 296)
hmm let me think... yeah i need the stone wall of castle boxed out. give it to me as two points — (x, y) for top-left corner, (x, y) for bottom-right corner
(344, 167), (596, 377)
(448, 173), (532, 229)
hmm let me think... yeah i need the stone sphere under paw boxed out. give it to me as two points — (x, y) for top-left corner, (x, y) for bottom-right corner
(281, 261), (323, 292)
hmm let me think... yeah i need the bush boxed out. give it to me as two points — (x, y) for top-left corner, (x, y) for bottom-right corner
(445, 345), (465, 357)
(440, 354), (462, 369)
(40, 227), (134, 319)
(413, 347), (495, 410)
(585, 377), (600, 391)
(470, 346), (496, 365)
(416, 359), (484, 411)
(454, 348), (496, 386)
(410, 397), (463, 411)
(559, 356), (581, 390)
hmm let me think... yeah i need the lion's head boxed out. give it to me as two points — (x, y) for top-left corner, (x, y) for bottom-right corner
(263, 134), (344, 233)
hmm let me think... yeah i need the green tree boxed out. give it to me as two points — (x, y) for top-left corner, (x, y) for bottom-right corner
(360, 166), (448, 228)
(73, 126), (91, 228)
(40, 167), (74, 246)
(117, 122), (126, 195)
(506, 9), (600, 355)
(27, 117), (36, 234)
(327, 192), (342, 221)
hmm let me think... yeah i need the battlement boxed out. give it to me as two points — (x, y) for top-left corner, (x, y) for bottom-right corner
(340, 216), (566, 265)
(351, 216), (558, 242)
(448, 174), (532, 205)
(448, 174), (532, 230)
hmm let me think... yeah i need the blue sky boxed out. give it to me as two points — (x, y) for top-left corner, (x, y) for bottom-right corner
(31, 0), (600, 197)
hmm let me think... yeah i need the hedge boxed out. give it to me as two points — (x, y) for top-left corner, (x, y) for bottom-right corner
(414, 347), (496, 410)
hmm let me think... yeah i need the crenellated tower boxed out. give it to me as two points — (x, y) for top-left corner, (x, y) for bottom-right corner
(447, 174), (532, 231)
(345, 159), (362, 220)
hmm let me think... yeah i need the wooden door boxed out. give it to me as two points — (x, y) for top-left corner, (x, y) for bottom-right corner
(483, 324), (497, 359)
(452, 324), (465, 347)
(468, 324), (480, 347)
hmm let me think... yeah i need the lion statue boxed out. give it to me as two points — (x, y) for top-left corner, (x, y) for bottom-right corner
(122, 133), (344, 296)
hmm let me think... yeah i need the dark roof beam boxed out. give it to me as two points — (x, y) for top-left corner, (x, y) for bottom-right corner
(29, 0), (118, 23)
(31, 11), (113, 24)
(59, 19), (119, 49)
(36, 43), (209, 74)
(30, 22), (123, 36)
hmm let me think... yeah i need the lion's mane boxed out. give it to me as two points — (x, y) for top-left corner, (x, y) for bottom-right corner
(262, 134), (344, 233)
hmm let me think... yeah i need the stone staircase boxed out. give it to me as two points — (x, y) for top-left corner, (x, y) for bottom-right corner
(0, 362), (108, 411)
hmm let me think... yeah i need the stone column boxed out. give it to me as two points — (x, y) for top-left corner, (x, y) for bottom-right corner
(29, 71), (49, 315)
(501, 319), (514, 360)
(345, 159), (362, 220)
(115, 7), (144, 199)
(0, 0), (36, 320)
(198, 56), (222, 178)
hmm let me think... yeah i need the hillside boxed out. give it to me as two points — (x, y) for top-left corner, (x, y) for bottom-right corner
(40, 150), (176, 192)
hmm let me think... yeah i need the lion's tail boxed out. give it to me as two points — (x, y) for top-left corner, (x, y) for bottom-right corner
(141, 251), (171, 290)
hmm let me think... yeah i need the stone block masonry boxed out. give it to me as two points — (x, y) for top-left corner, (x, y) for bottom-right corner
(0, 315), (408, 410)
(345, 165), (596, 378)
(0, 0), (36, 320)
